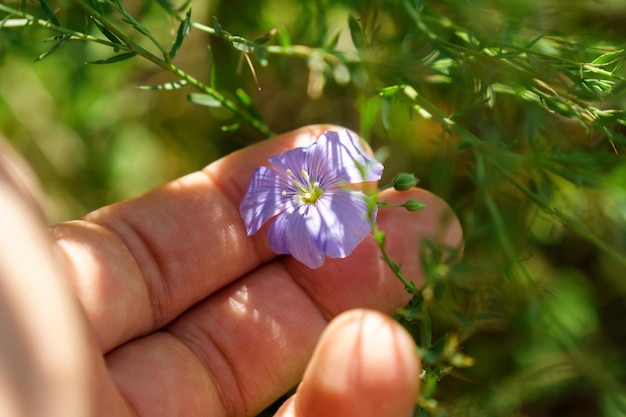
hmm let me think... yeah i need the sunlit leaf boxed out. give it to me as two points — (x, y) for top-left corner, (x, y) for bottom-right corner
(591, 49), (624, 66)
(137, 80), (188, 90)
(188, 92), (222, 107)
(231, 39), (254, 53)
(235, 87), (253, 108)
(0, 19), (30, 28)
(221, 122), (240, 132)
(235, 88), (262, 119)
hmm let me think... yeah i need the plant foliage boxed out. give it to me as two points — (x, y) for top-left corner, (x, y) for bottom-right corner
(2, 1), (626, 416)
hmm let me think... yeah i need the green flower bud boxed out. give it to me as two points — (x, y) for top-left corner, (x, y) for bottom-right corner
(392, 172), (419, 191)
(404, 199), (426, 212)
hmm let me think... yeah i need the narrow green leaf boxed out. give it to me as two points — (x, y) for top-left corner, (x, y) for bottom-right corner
(87, 51), (137, 64)
(188, 92), (222, 108)
(591, 49), (624, 66)
(137, 80), (188, 90)
(84, 0), (105, 15)
(235, 88), (262, 119)
(154, 0), (174, 13)
(131, 22), (152, 37)
(277, 27), (292, 48)
(38, 0), (61, 26)
(526, 52), (541, 70)
(221, 122), (241, 132)
(91, 17), (122, 48)
(379, 85), (401, 97)
(256, 47), (268, 67)
(253, 28), (276, 45)
(169, 8), (191, 59)
(235, 88), (253, 108)
(119, 12), (152, 38)
(155, 0), (192, 14)
(121, 15), (139, 26)
(524, 33), (545, 49)
(380, 97), (392, 133)
(325, 30), (341, 50)
(212, 16), (223, 35)
(348, 15), (365, 49)
(34, 37), (68, 62)
(231, 38), (254, 53)
(420, 309), (433, 347)
(416, 347), (438, 366)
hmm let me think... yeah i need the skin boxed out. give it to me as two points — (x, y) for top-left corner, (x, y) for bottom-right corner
(0, 125), (463, 417)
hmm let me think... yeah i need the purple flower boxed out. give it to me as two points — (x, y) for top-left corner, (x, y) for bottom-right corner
(240, 130), (384, 269)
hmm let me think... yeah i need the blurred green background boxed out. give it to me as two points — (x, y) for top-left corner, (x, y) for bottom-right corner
(2, 0), (626, 416)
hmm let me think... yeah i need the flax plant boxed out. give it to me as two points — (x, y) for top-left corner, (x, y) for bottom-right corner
(2, 1), (625, 416)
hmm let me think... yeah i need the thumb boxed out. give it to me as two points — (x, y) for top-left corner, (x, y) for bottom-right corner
(275, 309), (420, 417)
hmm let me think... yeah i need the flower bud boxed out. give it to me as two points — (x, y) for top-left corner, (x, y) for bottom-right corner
(392, 172), (419, 191)
(404, 199), (426, 212)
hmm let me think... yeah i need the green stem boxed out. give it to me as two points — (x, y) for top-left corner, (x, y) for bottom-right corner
(404, 0), (620, 128)
(368, 203), (420, 294)
(191, 21), (361, 63)
(167, 65), (275, 137)
(0, 3), (274, 137)
(104, 0), (169, 58)
(0, 4), (122, 49)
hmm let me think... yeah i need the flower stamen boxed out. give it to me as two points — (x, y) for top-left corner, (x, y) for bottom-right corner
(284, 168), (324, 205)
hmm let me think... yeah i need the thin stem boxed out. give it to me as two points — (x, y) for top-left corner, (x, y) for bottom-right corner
(73, 1), (166, 66)
(0, 3), (274, 137)
(104, 0), (169, 58)
(0, 4), (123, 49)
(191, 21), (361, 63)
(167, 65), (275, 137)
(368, 193), (420, 294)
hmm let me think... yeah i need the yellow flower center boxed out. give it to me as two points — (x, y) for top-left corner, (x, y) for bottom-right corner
(285, 169), (324, 205)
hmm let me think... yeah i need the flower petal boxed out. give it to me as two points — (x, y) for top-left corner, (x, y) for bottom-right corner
(267, 189), (375, 268)
(267, 144), (311, 180)
(315, 189), (374, 258)
(311, 130), (384, 185)
(239, 166), (293, 236)
(268, 204), (326, 268)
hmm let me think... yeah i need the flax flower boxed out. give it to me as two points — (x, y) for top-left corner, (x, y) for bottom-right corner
(240, 130), (384, 268)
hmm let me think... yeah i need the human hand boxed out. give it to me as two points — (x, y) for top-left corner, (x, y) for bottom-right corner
(0, 125), (462, 417)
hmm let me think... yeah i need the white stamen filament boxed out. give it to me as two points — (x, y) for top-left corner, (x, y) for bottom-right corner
(284, 168), (324, 204)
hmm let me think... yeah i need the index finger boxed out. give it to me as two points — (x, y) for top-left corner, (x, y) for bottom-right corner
(50, 125), (345, 352)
